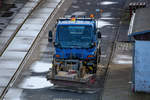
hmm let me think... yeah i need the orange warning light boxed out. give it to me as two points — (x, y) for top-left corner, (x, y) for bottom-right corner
(90, 14), (94, 18)
(71, 17), (76, 21)
(100, 9), (104, 13)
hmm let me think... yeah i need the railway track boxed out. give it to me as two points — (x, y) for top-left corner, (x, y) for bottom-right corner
(0, 0), (68, 99)
(0, 0), (43, 56)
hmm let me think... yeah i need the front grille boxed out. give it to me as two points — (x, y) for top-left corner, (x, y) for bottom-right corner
(66, 53), (82, 59)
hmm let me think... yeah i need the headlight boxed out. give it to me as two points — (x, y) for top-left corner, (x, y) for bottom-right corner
(55, 55), (60, 58)
(87, 55), (95, 58)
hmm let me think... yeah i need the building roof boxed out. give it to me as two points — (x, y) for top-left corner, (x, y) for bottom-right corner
(128, 8), (150, 37)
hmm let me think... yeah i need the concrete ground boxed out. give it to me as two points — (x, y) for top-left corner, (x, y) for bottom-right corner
(102, 0), (150, 98)
(102, 41), (150, 100)
(0, 0), (28, 34)
(0, 0), (63, 99)
(2, 0), (150, 100)
(4, 0), (127, 100)
(102, 0), (150, 99)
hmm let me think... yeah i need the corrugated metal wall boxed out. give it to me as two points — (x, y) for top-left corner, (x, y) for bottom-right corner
(134, 40), (150, 92)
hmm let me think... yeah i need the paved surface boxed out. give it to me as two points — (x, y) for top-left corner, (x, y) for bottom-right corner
(102, 0), (150, 99)
(0, 0), (62, 99)
(102, 42), (150, 100)
(3, 0), (150, 100)
(0, 0), (43, 55)
(0, 0), (27, 34)
(4, 0), (127, 100)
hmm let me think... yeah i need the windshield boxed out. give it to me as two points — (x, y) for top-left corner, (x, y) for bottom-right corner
(58, 25), (92, 43)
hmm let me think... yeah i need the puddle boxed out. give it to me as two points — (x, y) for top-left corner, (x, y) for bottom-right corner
(113, 55), (132, 64)
(101, 35), (108, 38)
(96, 9), (100, 12)
(100, 1), (118, 5)
(72, 6), (79, 9)
(72, 0), (77, 4)
(11, 4), (17, 8)
(18, 76), (53, 89)
(101, 54), (107, 58)
(117, 55), (132, 59)
(115, 60), (132, 64)
(86, 2), (91, 5)
(4, 88), (23, 100)
(72, 11), (86, 16)
(101, 12), (111, 18)
(65, 15), (72, 18)
(100, 17), (119, 20)
(2, 11), (14, 17)
(31, 61), (52, 73)
(97, 19), (113, 28)
(0, 23), (5, 25)
(128, 81), (132, 84)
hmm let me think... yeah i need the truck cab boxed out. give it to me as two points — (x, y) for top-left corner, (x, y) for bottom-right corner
(53, 18), (101, 70)
(47, 18), (101, 87)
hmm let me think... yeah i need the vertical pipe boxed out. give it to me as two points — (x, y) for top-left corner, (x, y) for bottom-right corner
(129, 6), (132, 19)
(129, 3), (133, 20)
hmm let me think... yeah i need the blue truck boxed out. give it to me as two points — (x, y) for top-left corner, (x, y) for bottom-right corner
(47, 17), (101, 88)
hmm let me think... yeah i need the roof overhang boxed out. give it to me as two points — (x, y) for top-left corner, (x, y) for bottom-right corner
(128, 8), (150, 37)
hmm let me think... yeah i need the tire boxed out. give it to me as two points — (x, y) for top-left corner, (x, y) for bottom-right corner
(48, 38), (52, 42)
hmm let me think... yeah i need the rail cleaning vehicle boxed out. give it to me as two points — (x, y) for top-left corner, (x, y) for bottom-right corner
(47, 17), (101, 88)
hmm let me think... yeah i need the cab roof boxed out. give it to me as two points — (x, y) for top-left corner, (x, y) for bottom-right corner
(57, 18), (95, 26)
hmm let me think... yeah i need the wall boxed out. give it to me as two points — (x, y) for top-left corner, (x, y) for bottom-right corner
(134, 40), (150, 92)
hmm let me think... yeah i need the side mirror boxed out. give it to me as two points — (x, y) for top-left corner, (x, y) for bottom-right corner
(48, 30), (53, 42)
(53, 42), (59, 47)
(97, 30), (101, 38)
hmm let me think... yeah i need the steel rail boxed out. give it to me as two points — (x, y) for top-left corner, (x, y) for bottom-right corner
(0, 0), (65, 99)
(99, 23), (121, 100)
(0, 0), (43, 57)
(99, 11), (126, 100)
